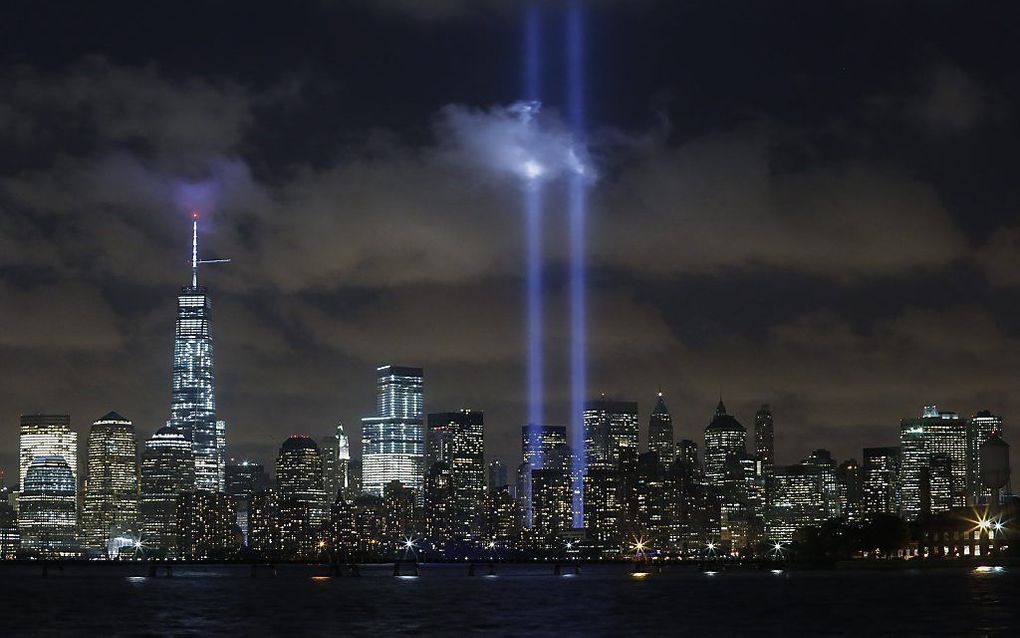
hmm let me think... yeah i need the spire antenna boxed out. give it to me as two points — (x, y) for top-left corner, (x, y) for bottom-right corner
(189, 210), (230, 287)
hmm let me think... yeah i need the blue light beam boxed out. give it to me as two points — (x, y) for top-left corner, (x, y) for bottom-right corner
(567, 0), (587, 528)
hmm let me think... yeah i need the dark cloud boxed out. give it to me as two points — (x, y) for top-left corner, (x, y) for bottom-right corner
(2, 1), (1020, 479)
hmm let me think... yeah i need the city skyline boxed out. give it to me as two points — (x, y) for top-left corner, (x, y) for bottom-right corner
(3, 1), (1020, 512)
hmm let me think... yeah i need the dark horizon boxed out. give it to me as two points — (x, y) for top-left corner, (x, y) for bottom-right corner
(3, 0), (1020, 478)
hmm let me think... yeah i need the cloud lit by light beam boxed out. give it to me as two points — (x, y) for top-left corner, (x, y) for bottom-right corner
(436, 101), (595, 182)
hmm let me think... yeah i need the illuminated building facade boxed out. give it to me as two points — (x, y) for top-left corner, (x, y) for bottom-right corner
(322, 422), (352, 506)
(140, 426), (195, 553)
(170, 277), (224, 492)
(362, 366), (424, 496)
(247, 488), (282, 559)
(276, 436), (327, 529)
(427, 410), (485, 538)
(0, 498), (18, 558)
(531, 469), (573, 543)
(583, 467), (620, 550)
(862, 446), (899, 517)
(647, 393), (674, 463)
(767, 465), (827, 544)
(968, 410), (1004, 505)
(703, 400), (746, 488)
(226, 461), (268, 544)
(175, 490), (237, 559)
(754, 404), (775, 482)
(583, 398), (639, 470)
(801, 449), (840, 519)
(19, 456), (78, 556)
(899, 406), (968, 520)
(19, 414), (77, 489)
(81, 412), (139, 554)
(837, 458), (863, 523)
(483, 485), (522, 549)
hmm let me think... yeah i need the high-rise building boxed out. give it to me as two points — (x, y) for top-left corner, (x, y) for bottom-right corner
(226, 461), (269, 544)
(362, 366), (424, 496)
(583, 467), (620, 551)
(754, 404), (775, 481)
(898, 406), (968, 521)
(677, 439), (699, 470)
(522, 425), (568, 470)
(169, 220), (226, 493)
(423, 462), (454, 545)
(81, 412), (139, 554)
(583, 398), (639, 470)
(276, 436), (327, 529)
(140, 426), (195, 553)
(767, 465), (827, 544)
(175, 490), (237, 559)
(488, 459), (508, 490)
(482, 485), (521, 549)
(19, 414), (77, 490)
(531, 469), (573, 543)
(648, 392), (674, 463)
(427, 410), (485, 538)
(837, 458), (863, 524)
(968, 410), (1004, 505)
(801, 449), (840, 519)
(322, 422), (352, 506)
(862, 447), (899, 517)
(247, 488), (282, 559)
(18, 456), (78, 556)
(0, 496), (18, 559)
(703, 400), (746, 488)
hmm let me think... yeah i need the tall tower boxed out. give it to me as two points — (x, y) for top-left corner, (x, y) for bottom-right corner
(427, 410), (485, 538)
(703, 399), (746, 488)
(361, 365), (425, 496)
(81, 412), (139, 554)
(648, 392), (674, 463)
(170, 212), (228, 492)
(754, 404), (775, 480)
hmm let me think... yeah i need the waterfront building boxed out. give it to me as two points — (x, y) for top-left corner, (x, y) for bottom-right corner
(483, 485), (522, 549)
(382, 480), (419, 547)
(531, 469), (573, 544)
(968, 410), (1004, 505)
(81, 412), (139, 555)
(276, 436), (327, 532)
(175, 490), (237, 559)
(862, 447), (900, 518)
(583, 466), (620, 551)
(140, 426), (195, 553)
(19, 414), (77, 489)
(801, 449), (840, 519)
(427, 410), (485, 538)
(247, 488), (282, 559)
(767, 465), (827, 544)
(362, 366), (425, 496)
(899, 406), (968, 521)
(423, 462), (454, 547)
(226, 461), (268, 544)
(19, 456), (78, 556)
(648, 392), (674, 463)
(703, 400), (746, 488)
(0, 498), (18, 558)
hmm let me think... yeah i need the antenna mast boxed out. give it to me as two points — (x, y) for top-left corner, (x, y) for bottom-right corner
(190, 211), (230, 287)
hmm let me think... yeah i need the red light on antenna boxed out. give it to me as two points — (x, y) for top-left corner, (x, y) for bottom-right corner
(192, 210), (200, 220)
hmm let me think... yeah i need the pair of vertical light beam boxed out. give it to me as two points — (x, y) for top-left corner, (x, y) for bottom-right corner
(523, 1), (587, 528)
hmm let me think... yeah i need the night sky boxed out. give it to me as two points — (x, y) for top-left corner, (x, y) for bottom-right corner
(2, 0), (1020, 478)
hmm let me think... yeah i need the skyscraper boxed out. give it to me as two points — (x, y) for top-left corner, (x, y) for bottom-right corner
(898, 406), (968, 520)
(361, 365), (424, 496)
(19, 414), (77, 490)
(583, 398), (639, 470)
(321, 422), (352, 506)
(81, 412), (139, 554)
(427, 410), (485, 538)
(767, 464), (827, 544)
(18, 456), (78, 556)
(648, 392), (674, 463)
(170, 214), (226, 493)
(276, 436), (327, 529)
(862, 447), (899, 517)
(754, 404), (775, 481)
(703, 400), (746, 487)
(968, 410), (1004, 505)
(140, 426), (195, 553)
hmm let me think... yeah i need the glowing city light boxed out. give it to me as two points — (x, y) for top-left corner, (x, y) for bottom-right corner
(403, 537), (418, 551)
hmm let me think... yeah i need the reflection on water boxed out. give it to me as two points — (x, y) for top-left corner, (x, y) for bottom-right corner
(0, 563), (1016, 635)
